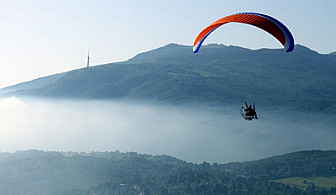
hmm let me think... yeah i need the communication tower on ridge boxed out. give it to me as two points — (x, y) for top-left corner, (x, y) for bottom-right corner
(87, 47), (90, 68)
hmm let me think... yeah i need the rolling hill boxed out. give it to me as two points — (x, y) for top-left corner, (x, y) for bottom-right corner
(2, 43), (336, 113)
(0, 150), (335, 194)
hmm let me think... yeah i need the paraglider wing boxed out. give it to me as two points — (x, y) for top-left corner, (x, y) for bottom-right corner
(193, 12), (294, 53)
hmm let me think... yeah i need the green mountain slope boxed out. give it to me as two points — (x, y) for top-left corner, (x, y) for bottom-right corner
(5, 44), (336, 113)
(0, 73), (66, 95)
(0, 150), (335, 194)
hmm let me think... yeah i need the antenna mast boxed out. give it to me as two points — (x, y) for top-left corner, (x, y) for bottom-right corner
(87, 47), (90, 68)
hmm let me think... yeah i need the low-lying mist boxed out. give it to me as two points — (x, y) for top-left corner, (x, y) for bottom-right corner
(1, 96), (335, 163)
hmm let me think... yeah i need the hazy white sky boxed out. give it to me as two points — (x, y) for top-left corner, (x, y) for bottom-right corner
(0, 0), (335, 88)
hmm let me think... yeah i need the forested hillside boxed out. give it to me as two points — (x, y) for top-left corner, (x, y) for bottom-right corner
(4, 44), (336, 114)
(0, 150), (335, 194)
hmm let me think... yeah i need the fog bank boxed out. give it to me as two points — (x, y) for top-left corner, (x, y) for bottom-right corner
(0, 97), (335, 163)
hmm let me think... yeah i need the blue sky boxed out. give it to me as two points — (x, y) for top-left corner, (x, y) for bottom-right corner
(0, 0), (335, 88)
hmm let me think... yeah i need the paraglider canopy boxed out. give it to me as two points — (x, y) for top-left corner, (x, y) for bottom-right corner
(193, 12), (294, 53)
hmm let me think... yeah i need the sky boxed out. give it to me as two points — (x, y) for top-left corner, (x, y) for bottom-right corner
(0, 0), (336, 88)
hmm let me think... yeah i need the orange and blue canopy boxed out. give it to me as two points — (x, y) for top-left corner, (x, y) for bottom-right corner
(193, 12), (294, 53)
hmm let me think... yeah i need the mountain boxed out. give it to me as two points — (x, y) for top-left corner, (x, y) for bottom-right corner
(0, 150), (335, 194)
(0, 72), (66, 95)
(2, 43), (336, 113)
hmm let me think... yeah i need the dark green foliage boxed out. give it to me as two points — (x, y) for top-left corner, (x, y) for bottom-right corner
(6, 44), (336, 114)
(0, 150), (335, 194)
(222, 150), (336, 179)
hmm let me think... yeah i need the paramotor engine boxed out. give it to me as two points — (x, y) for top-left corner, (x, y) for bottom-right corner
(240, 102), (258, 121)
(240, 104), (252, 121)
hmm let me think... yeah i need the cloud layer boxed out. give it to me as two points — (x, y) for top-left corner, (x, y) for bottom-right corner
(0, 97), (335, 163)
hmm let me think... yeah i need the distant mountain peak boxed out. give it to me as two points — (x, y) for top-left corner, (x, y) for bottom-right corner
(128, 44), (191, 62)
(294, 44), (319, 54)
(129, 43), (250, 62)
(330, 51), (336, 55)
(2, 43), (336, 116)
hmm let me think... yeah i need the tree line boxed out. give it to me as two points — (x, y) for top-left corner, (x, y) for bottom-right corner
(0, 150), (335, 194)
